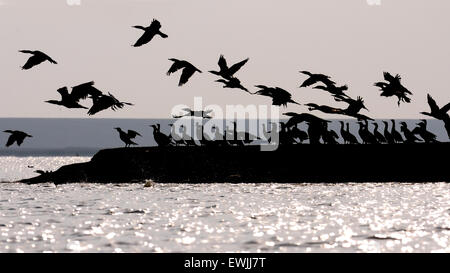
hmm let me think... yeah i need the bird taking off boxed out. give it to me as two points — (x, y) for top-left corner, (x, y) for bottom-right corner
(209, 55), (249, 80)
(167, 58), (202, 86)
(132, 19), (168, 47)
(114, 128), (141, 147)
(421, 93), (450, 139)
(254, 85), (300, 107)
(374, 72), (412, 106)
(45, 81), (102, 109)
(3, 130), (33, 147)
(19, 50), (57, 70)
(299, 71), (335, 88)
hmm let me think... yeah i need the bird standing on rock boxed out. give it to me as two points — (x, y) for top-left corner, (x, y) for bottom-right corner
(114, 128), (141, 147)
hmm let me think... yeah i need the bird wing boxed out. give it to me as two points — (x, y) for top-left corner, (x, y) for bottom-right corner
(44, 54), (58, 64)
(228, 58), (249, 76)
(427, 94), (440, 113)
(149, 19), (162, 31)
(218, 55), (228, 71)
(5, 135), (16, 147)
(133, 31), (156, 47)
(440, 101), (450, 114)
(71, 81), (103, 101)
(179, 67), (196, 86)
(127, 130), (142, 138)
(167, 59), (185, 75)
(21, 55), (45, 70)
(19, 50), (34, 54)
(57, 87), (70, 98)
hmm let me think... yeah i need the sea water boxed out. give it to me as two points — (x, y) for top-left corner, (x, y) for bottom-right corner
(0, 156), (449, 253)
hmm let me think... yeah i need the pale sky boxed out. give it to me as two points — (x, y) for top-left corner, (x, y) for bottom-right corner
(0, 0), (449, 119)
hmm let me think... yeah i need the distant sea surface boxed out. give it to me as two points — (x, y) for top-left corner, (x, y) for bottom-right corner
(1, 157), (449, 253)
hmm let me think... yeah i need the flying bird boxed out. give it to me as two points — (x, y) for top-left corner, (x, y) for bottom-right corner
(167, 58), (202, 86)
(374, 72), (412, 106)
(114, 128), (141, 147)
(299, 71), (335, 88)
(209, 55), (249, 80)
(19, 50), (57, 70)
(420, 94), (450, 139)
(3, 130), (33, 147)
(254, 85), (300, 107)
(88, 92), (133, 116)
(45, 82), (102, 109)
(215, 77), (250, 93)
(313, 83), (349, 99)
(132, 19), (168, 47)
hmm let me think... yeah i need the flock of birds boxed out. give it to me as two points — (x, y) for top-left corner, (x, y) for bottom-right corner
(3, 19), (450, 148)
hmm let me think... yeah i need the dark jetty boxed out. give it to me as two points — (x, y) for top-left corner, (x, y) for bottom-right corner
(19, 143), (450, 184)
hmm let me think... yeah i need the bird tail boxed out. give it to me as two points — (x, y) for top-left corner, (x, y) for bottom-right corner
(158, 31), (168, 38)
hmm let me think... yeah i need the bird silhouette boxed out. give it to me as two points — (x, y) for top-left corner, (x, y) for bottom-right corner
(283, 113), (329, 144)
(382, 121), (395, 144)
(322, 123), (340, 145)
(400, 122), (420, 143)
(299, 71), (335, 88)
(19, 50), (57, 70)
(289, 126), (309, 144)
(114, 128), (141, 147)
(209, 55), (249, 80)
(412, 120), (438, 143)
(167, 58), (202, 86)
(46, 82), (102, 109)
(150, 124), (173, 146)
(374, 72), (412, 106)
(372, 122), (387, 143)
(390, 119), (404, 143)
(305, 96), (372, 121)
(357, 121), (378, 144)
(420, 94), (450, 139)
(340, 121), (359, 144)
(3, 130), (33, 147)
(254, 85), (300, 107)
(313, 83), (349, 99)
(88, 92), (133, 116)
(132, 19), (168, 47)
(173, 108), (213, 119)
(215, 77), (250, 93)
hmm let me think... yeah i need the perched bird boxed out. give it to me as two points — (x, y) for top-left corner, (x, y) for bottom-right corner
(254, 85), (300, 107)
(299, 71), (335, 88)
(382, 121), (395, 144)
(45, 82), (102, 109)
(372, 122), (387, 144)
(132, 19), (168, 47)
(374, 72), (412, 106)
(412, 120), (438, 143)
(357, 121), (378, 144)
(420, 94), (450, 139)
(19, 50), (57, 70)
(339, 121), (359, 144)
(400, 122), (420, 143)
(88, 92), (133, 116)
(167, 58), (202, 86)
(209, 55), (249, 80)
(390, 119), (404, 143)
(322, 124), (340, 145)
(3, 130), (33, 147)
(150, 124), (173, 146)
(114, 128), (141, 147)
(215, 77), (250, 93)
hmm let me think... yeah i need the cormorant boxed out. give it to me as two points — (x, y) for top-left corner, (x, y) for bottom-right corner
(283, 113), (329, 144)
(209, 55), (249, 80)
(132, 19), (168, 47)
(150, 124), (173, 146)
(372, 122), (387, 143)
(313, 83), (349, 99)
(88, 92), (133, 116)
(290, 126), (309, 143)
(374, 72), (412, 106)
(420, 94), (450, 139)
(254, 85), (300, 107)
(382, 121), (395, 144)
(114, 128), (141, 147)
(306, 96), (372, 121)
(3, 130), (33, 147)
(19, 50), (57, 70)
(339, 121), (358, 144)
(167, 58), (202, 86)
(299, 71), (335, 88)
(46, 82), (102, 109)
(357, 121), (378, 144)
(215, 77), (250, 93)
(400, 122), (420, 143)
(412, 120), (438, 143)
(390, 119), (404, 143)
(322, 124), (339, 145)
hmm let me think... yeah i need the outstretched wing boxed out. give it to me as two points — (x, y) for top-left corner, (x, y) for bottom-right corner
(179, 67), (196, 86)
(441, 101), (450, 114)
(228, 58), (249, 76)
(149, 19), (162, 31)
(43, 53), (58, 64)
(56, 87), (70, 98)
(21, 55), (45, 70)
(427, 94), (439, 113)
(71, 81), (103, 101)
(5, 135), (16, 147)
(167, 59), (185, 75)
(218, 55), (228, 71)
(383, 72), (401, 84)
